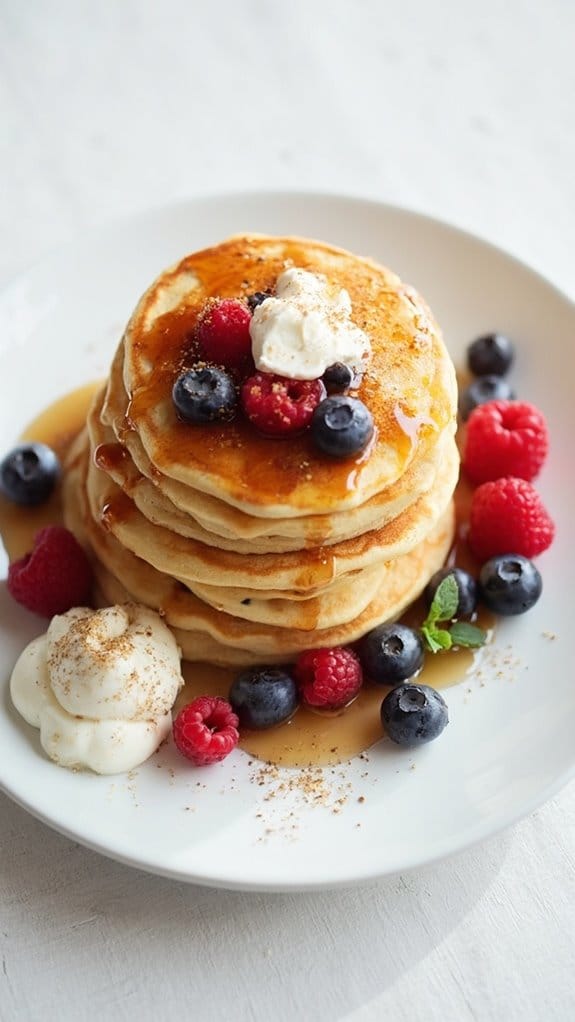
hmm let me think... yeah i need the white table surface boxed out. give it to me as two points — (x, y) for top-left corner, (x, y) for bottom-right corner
(1, 2), (574, 1019)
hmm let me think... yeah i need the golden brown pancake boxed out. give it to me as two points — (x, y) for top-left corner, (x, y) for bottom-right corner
(63, 234), (459, 665)
(83, 427), (458, 593)
(115, 235), (457, 516)
(64, 450), (455, 665)
(97, 367), (455, 549)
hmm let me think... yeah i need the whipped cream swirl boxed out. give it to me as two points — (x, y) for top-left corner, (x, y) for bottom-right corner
(10, 604), (183, 774)
(249, 268), (371, 380)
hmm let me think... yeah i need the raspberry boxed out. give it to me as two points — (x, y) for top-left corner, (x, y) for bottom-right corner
(463, 400), (549, 484)
(7, 526), (93, 617)
(294, 647), (363, 710)
(173, 696), (239, 766)
(197, 298), (252, 368)
(469, 477), (555, 561)
(241, 373), (325, 436)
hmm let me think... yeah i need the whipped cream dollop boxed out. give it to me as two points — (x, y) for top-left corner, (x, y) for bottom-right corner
(10, 604), (183, 775)
(249, 268), (371, 380)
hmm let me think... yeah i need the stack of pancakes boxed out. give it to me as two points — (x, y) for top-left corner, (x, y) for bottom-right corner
(63, 235), (459, 666)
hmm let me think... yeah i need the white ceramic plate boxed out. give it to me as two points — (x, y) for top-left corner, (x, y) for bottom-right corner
(0, 192), (573, 891)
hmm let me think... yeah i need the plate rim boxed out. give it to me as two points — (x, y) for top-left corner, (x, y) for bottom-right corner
(1, 748), (573, 892)
(0, 188), (573, 891)
(2, 186), (573, 310)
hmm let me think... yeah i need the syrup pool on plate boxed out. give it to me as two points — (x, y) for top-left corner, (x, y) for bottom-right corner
(0, 383), (493, 768)
(0, 382), (102, 561)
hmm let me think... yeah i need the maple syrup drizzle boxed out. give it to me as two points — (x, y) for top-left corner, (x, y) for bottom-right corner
(0, 382), (493, 768)
(119, 237), (454, 512)
(93, 442), (130, 474)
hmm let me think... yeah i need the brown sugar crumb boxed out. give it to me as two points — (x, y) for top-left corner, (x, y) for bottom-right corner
(248, 761), (356, 841)
(467, 642), (523, 688)
(357, 795), (366, 804)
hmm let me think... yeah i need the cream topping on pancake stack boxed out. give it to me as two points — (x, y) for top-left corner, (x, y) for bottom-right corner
(63, 234), (459, 666)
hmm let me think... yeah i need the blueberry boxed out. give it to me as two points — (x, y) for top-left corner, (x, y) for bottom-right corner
(322, 363), (354, 391)
(247, 291), (271, 312)
(424, 567), (478, 618)
(358, 623), (425, 685)
(381, 684), (448, 747)
(467, 333), (515, 377)
(0, 443), (60, 506)
(172, 367), (237, 424)
(459, 376), (515, 421)
(478, 554), (542, 615)
(229, 667), (298, 730)
(311, 396), (374, 458)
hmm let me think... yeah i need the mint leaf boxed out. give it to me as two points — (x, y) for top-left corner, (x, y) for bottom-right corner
(448, 621), (487, 649)
(432, 628), (453, 650)
(420, 574), (486, 655)
(421, 625), (453, 653)
(421, 626), (443, 653)
(427, 574), (459, 623)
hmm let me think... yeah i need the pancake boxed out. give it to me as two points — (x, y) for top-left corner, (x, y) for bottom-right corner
(117, 234), (457, 517)
(98, 363), (455, 549)
(62, 233), (460, 666)
(83, 426), (458, 594)
(64, 450), (455, 665)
